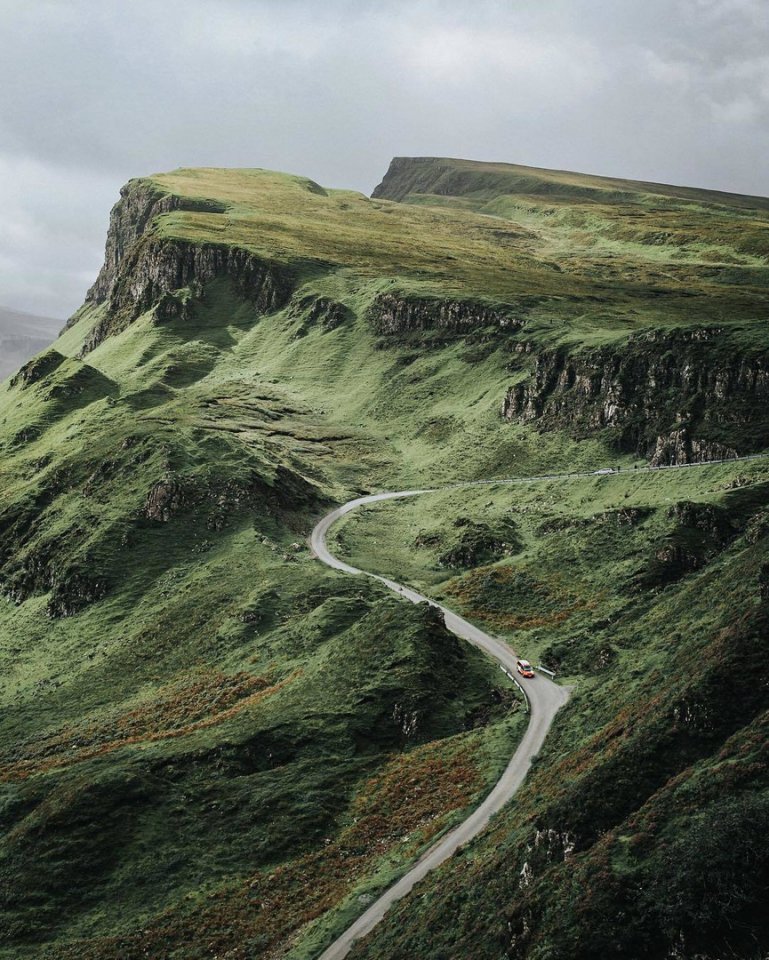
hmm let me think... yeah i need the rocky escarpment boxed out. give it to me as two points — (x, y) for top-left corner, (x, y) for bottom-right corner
(640, 501), (739, 588)
(0, 457), (323, 617)
(372, 155), (769, 212)
(142, 463), (324, 530)
(84, 179), (228, 305)
(371, 156), (566, 205)
(0, 503), (111, 618)
(78, 179), (294, 354)
(289, 294), (352, 336)
(437, 517), (522, 568)
(372, 157), (463, 202)
(368, 292), (524, 337)
(81, 237), (294, 355)
(502, 328), (769, 463)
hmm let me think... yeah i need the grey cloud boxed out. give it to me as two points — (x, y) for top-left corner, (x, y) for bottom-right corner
(0, 0), (767, 317)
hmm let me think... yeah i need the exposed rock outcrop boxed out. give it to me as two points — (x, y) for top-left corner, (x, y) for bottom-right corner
(437, 517), (522, 568)
(2, 536), (109, 619)
(9, 350), (66, 389)
(760, 563), (769, 603)
(142, 465), (323, 527)
(289, 294), (352, 335)
(81, 237), (295, 355)
(639, 501), (737, 588)
(152, 289), (199, 325)
(648, 429), (738, 466)
(84, 179), (228, 306)
(47, 570), (109, 619)
(85, 180), (182, 306)
(502, 327), (769, 462)
(368, 292), (523, 336)
(143, 476), (198, 523)
(109, 239), (292, 325)
(76, 179), (295, 354)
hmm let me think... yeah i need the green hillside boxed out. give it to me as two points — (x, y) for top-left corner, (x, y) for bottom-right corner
(1, 157), (768, 960)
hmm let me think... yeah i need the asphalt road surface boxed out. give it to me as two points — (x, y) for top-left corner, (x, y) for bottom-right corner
(310, 490), (570, 960)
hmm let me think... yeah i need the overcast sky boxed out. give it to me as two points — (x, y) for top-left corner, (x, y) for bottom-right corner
(1, 0), (768, 318)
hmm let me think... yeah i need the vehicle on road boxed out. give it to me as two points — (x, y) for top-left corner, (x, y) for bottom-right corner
(593, 468), (615, 475)
(517, 659), (535, 678)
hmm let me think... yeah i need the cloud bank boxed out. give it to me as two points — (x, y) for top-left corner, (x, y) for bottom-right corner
(1, 0), (767, 316)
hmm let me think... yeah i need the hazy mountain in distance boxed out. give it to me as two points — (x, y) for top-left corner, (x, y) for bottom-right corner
(0, 305), (62, 379)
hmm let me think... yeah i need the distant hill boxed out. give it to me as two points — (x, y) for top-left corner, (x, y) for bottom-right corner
(0, 305), (62, 379)
(372, 155), (769, 210)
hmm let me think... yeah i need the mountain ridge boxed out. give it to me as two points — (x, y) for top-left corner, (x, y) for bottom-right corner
(373, 155), (769, 209)
(0, 156), (767, 960)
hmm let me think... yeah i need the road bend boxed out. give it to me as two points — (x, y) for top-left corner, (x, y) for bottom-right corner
(310, 454), (769, 958)
(310, 490), (570, 960)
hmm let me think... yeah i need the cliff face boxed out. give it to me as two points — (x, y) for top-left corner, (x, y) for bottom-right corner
(3, 160), (769, 960)
(85, 180), (183, 305)
(81, 237), (294, 354)
(73, 173), (769, 470)
(371, 157), (457, 202)
(367, 292), (523, 336)
(78, 180), (294, 354)
(502, 328), (769, 463)
(372, 155), (769, 210)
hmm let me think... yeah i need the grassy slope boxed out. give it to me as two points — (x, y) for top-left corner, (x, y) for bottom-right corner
(0, 184), (531, 957)
(142, 163), (769, 350)
(0, 157), (767, 959)
(334, 463), (769, 960)
(0, 355), (524, 958)
(373, 156), (769, 349)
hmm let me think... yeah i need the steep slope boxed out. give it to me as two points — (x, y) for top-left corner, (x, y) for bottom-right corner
(0, 170), (532, 959)
(0, 157), (767, 960)
(372, 155), (769, 209)
(70, 162), (769, 467)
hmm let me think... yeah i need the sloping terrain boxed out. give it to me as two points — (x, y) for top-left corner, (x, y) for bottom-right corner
(330, 463), (769, 960)
(0, 157), (767, 959)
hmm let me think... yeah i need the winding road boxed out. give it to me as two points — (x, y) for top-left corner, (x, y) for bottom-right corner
(310, 455), (768, 959)
(310, 489), (570, 960)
